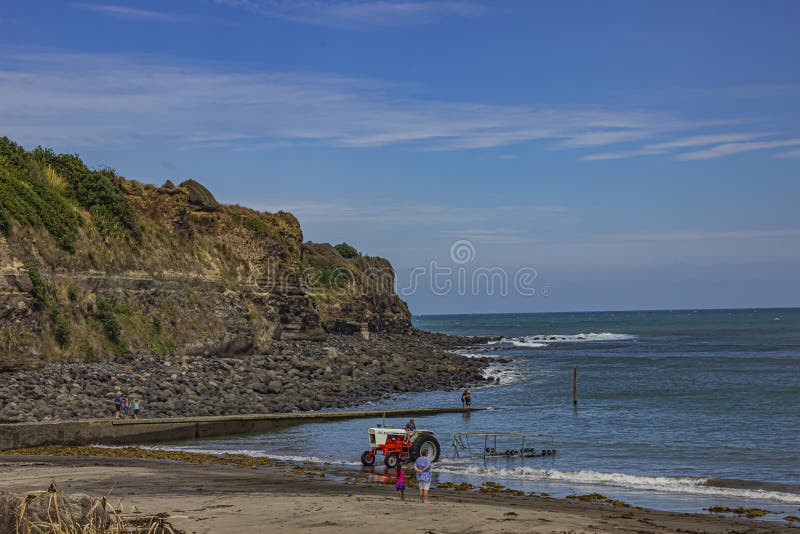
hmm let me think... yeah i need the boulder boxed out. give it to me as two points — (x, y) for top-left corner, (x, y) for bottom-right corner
(178, 179), (218, 210)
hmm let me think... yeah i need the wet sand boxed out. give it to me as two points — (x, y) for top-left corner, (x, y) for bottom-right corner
(0, 455), (794, 533)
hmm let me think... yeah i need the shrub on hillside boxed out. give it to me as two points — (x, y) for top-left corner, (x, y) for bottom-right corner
(95, 297), (121, 343)
(31, 144), (140, 239)
(317, 264), (352, 289)
(78, 337), (96, 363)
(244, 217), (277, 240)
(334, 242), (360, 258)
(50, 308), (71, 347)
(0, 138), (80, 251)
(26, 262), (47, 310)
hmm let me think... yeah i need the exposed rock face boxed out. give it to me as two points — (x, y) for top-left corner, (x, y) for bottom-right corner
(302, 242), (411, 334)
(178, 178), (218, 210)
(0, 172), (409, 371)
(0, 237), (42, 371)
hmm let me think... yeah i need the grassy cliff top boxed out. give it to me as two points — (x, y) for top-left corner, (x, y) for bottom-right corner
(0, 136), (308, 275)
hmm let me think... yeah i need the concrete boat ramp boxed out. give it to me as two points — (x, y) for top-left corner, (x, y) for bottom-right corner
(0, 407), (477, 451)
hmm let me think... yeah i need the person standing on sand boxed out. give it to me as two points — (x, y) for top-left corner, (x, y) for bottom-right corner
(133, 398), (140, 419)
(113, 392), (122, 419)
(395, 465), (406, 501)
(414, 449), (432, 503)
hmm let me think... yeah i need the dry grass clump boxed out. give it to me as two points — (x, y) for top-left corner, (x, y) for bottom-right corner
(43, 165), (67, 195)
(0, 446), (275, 469)
(12, 481), (178, 534)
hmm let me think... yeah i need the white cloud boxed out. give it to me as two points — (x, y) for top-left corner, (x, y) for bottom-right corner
(605, 228), (800, 242)
(774, 148), (800, 159)
(677, 138), (800, 160)
(557, 130), (651, 148)
(0, 52), (784, 161)
(583, 147), (663, 161)
(584, 132), (768, 160)
(645, 132), (766, 151)
(72, 3), (207, 23)
(212, 0), (485, 28)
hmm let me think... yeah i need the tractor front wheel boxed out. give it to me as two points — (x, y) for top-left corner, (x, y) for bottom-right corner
(361, 450), (375, 466)
(384, 453), (399, 469)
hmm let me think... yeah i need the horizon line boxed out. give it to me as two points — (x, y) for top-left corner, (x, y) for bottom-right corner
(412, 305), (800, 317)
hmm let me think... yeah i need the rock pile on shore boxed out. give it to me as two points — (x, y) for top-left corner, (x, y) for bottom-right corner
(0, 331), (494, 422)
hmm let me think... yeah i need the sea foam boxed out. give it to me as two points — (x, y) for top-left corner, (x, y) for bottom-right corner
(433, 462), (800, 504)
(491, 332), (636, 346)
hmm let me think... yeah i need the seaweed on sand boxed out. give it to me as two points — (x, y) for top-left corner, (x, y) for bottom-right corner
(0, 445), (276, 469)
(705, 506), (777, 518)
(565, 493), (631, 507)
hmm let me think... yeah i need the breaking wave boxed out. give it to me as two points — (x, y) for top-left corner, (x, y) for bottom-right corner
(480, 361), (524, 386)
(433, 462), (800, 504)
(491, 333), (636, 346)
(453, 349), (525, 386)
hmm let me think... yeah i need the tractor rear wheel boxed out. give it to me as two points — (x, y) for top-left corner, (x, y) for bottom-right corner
(384, 453), (399, 469)
(361, 450), (375, 466)
(410, 433), (441, 462)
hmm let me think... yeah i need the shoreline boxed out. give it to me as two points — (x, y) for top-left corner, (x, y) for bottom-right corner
(0, 452), (795, 533)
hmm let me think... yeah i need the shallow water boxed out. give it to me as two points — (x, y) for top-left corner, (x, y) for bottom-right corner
(167, 308), (800, 517)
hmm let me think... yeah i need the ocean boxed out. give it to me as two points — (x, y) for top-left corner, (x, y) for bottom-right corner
(164, 308), (800, 516)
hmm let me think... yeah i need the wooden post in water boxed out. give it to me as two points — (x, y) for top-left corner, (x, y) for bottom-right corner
(573, 368), (578, 405)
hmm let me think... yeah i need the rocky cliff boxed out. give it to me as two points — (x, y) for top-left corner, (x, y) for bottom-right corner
(0, 137), (412, 371)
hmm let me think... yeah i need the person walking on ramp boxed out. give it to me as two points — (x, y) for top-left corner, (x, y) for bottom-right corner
(113, 392), (122, 419)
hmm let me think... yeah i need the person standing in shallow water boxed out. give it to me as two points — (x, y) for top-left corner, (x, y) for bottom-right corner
(414, 449), (432, 504)
(113, 392), (122, 419)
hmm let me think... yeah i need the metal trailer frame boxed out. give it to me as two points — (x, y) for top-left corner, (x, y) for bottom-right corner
(451, 431), (556, 459)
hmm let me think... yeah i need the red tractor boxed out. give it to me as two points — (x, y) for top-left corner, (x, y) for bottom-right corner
(360, 426), (441, 468)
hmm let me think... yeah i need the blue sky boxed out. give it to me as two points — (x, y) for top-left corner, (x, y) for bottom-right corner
(1, 0), (799, 313)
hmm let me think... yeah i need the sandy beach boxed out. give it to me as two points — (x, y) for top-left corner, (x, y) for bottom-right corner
(0, 454), (794, 533)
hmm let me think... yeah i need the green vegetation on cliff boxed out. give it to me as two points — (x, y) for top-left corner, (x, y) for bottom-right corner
(0, 137), (140, 249)
(334, 242), (360, 258)
(0, 136), (411, 370)
(0, 139), (81, 251)
(24, 262), (47, 310)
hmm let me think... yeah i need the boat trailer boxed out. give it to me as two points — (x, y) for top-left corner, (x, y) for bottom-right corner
(451, 432), (556, 459)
